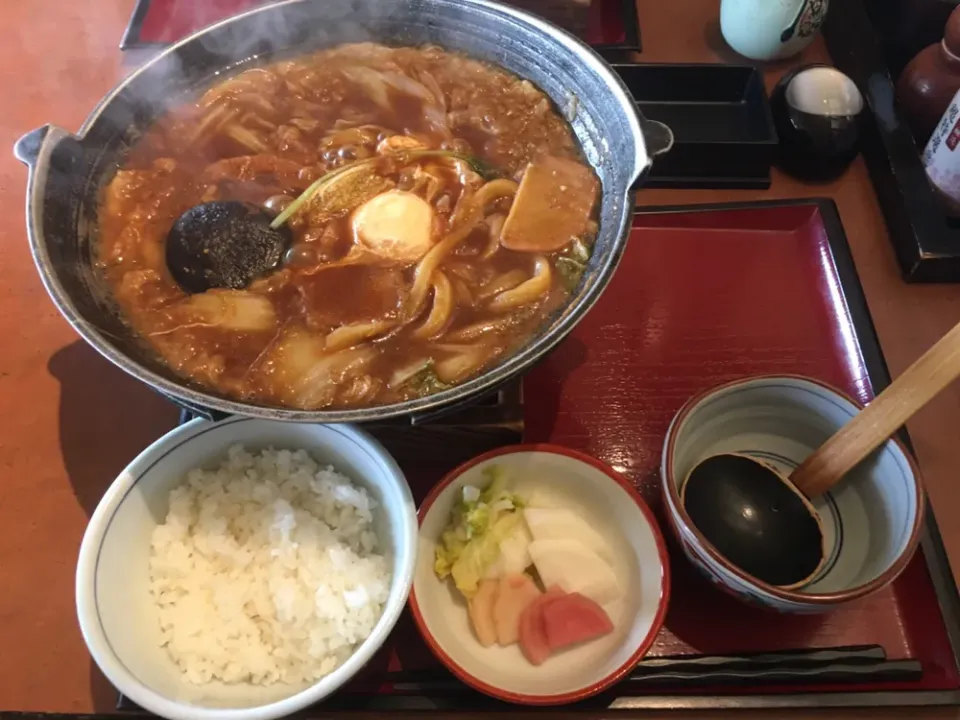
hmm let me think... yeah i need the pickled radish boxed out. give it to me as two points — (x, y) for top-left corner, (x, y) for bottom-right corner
(467, 579), (499, 647)
(493, 573), (541, 646)
(528, 538), (622, 605)
(517, 586), (565, 665)
(523, 507), (611, 561)
(482, 523), (533, 579)
(499, 524), (533, 573)
(541, 592), (614, 651)
(515, 484), (566, 509)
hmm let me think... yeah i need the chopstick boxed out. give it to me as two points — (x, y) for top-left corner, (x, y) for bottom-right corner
(623, 659), (923, 689)
(383, 645), (923, 693)
(633, 644), (887, 671)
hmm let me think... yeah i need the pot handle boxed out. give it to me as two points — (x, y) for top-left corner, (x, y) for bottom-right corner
(15, 124), (75, 224)
(633, 117), (674, 186)
(15, 125), (51, 166)
(15, 124), (75, 167)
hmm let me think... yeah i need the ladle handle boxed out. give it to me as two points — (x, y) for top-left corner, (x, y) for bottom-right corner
(790, 319), (960, 498)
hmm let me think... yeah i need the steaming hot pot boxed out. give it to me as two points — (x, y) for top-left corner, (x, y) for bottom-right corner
(15, 0), (672, 423)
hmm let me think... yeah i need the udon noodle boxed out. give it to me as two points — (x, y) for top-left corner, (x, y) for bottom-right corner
(98, 43), (599, 410)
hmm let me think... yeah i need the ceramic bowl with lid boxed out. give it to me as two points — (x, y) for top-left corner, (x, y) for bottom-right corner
(661, 375), (925, 614)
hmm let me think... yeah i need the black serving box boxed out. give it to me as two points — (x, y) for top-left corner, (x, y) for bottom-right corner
(612, 63), (778, 189)
(823, 0), (960, 282)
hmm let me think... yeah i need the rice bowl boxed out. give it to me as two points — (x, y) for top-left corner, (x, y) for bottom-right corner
(76, 418), (417, 720)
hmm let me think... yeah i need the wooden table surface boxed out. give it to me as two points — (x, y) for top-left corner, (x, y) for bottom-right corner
(1, 0), (959, 717)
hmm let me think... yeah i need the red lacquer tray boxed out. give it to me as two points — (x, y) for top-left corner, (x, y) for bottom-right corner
(109, 200), (960, 716)
(119, 0), (641, 53)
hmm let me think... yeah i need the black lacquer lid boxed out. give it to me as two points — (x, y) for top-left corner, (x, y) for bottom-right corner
(771, 64), (865, 182)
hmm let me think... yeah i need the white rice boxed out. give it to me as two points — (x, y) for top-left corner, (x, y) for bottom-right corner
(149, 444), (390, 686)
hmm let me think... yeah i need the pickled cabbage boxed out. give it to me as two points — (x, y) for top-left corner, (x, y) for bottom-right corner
(433, 465), (526, 597)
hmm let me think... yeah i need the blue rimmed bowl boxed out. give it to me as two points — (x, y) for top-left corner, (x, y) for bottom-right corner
(75, 417), (417, 720)
(660, 375), (925, 614)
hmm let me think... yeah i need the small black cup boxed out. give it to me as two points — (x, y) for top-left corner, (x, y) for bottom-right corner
(770, 64), (865, 182)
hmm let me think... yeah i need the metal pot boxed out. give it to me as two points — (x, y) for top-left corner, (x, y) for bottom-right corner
(15, 0), (672, 423)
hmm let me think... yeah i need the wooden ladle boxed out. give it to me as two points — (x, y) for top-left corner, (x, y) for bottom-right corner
(681, 319), (960, 589)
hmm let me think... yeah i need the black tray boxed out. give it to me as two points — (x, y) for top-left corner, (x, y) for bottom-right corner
(612, 63), (778, 189)
(823, 0), (960, 282)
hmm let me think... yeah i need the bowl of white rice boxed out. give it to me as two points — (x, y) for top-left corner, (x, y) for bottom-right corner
(76, 416), (417, 720)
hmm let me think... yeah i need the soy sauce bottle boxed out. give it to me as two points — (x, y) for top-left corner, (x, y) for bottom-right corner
(897, 5), (960, 146)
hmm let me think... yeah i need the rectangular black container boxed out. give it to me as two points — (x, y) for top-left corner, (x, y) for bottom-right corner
(612, 63), (778, 189)
(823, 0), (960, 282)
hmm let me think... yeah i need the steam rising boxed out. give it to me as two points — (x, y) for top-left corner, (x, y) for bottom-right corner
(126, 0), (413, 117)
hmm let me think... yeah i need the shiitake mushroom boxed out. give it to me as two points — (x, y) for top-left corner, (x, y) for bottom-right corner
(166, 201), (292, 294)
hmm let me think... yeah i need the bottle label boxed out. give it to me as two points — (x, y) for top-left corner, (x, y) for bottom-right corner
(798, 0), (829, 39)
(923, 91), (960, 203)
